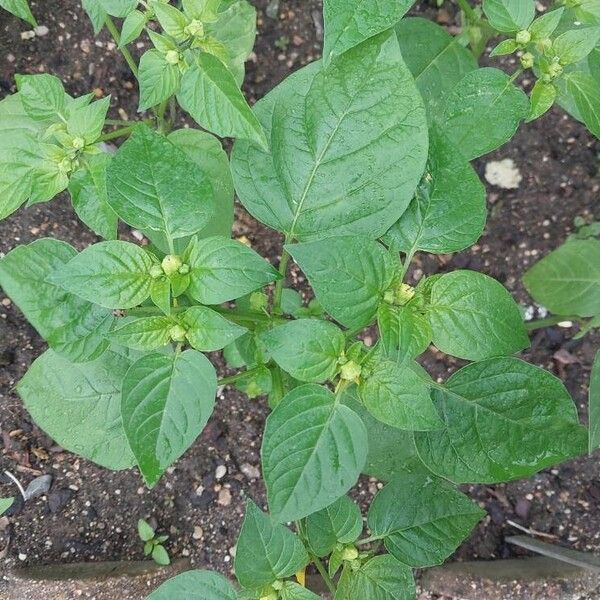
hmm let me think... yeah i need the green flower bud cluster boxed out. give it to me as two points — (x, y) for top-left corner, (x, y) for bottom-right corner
(384, 282), (416, 307)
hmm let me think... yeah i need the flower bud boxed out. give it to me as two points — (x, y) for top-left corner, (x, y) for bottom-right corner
(520, 52), (535, 70)
(249, 291), (268, 312)
(395, 283), (415, 306)
(340, 360), (361, 383)
(169, 325), (187, 343)
(547, 61), (564, 79)
(184, 19), (204, 38)
(162, 254), (183, 276)
(165, 50), (180, 65)
(271, 581), (284, 591)
(72, 137), (85, 150)
(342, 546), (359, 561)
(515, 30), (531, 45)
(150, 264), (164, 279)
(178, 264), (190, 275)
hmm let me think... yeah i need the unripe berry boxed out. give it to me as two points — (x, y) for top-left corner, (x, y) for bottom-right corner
(342, 546), (359, 561)
(516, 30), (531, 45)
(162, 254), (183, 276)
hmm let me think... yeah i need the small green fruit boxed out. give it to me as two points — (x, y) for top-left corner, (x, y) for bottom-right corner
(342, 545), (359, 561)
(516, 30), (531, 45)
(165, 50), (180, 65)
(162, 254), (183, 276)
(340, 360), (361, 383)
(178, 264), (190, 275)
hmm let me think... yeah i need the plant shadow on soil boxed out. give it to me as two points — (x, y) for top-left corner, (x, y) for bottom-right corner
(0, 0), (599, 595)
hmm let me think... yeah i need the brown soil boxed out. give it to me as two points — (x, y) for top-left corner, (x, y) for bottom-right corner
(1, 1), (600, 598)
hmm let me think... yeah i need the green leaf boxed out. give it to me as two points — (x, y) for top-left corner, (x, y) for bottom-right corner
(529, 8), (564, 39)
(16, 73), (67, 124)
(287, 236), (397, 329)
(150, 1), (188, 40)
(168, 128), (234, 239)
(368, 474), (485, 567)
(147, 570), (237, 600)
(179, 306), (247, 352)
(121, 350), (217, 487)
(0, 0), (36, 25)
(152, 544), (171, 566)
(490, 39), (519, 57)
(137, 518), (155, 541)
(414, 357), (587, 483)
(322, 0), (415, 63)
(560, 72), (600, 139)
(427, 270), (529, 361)
(120, 9), (147, 47)
(523, 239), (600, 317)
(281, 288), (304, 316)
(553, 27), (600, 65)
(185, 236), (279, 305)
(110, 317), (172, 350)
(106, 124), (214, 239)
(261, 319), (345, 383)
(305, 496), (363, 557)
(262, 384), (367, 522)
(589, 351), (600, 453)
(151, 277), (171, 315)
(377, 303), (431, 364)
(0, 238), (112, 362)
(96, 0), (137, 17)
(438, 67), (530, 161)
(359, 357), (442, 431)
(138, 50), (182, 111)
(82, 0), (107, 34)
(482, 0), (535, 32)
(342, 388), (431, 481)
(231, 32), (428, 241)
(177, 53), (267, 148)
(234, 499), (309, 590)
(49, 241), (156, 309)
(527, 80), (556, 122)
(69, 153), (118, 240)
(67, 96), (110, 144)
(336, 555), (415, 600)
(280, 582), (321, 600)
(0, 497), (14, 516)
(384, 128), (486, 255)
(395, 18), (478, 111)
(17, 348), (137, 470)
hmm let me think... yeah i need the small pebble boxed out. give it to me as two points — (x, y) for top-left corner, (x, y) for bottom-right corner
(215, 465), (227, 480)
(192, 526), (203, 540)
(485, 158), (522, 189)
(240, 463), (260, 480)
(218, 488), (232, 507)
(18, 553), (27, 561)
(34, 25), (49, 36)
(20, 31), (35, 40)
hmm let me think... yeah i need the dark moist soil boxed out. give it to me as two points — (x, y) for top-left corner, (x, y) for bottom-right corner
(1, 1), (600, 598)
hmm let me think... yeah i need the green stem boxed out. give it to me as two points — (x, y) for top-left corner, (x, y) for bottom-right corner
(310, 553), (336, 596)
(356, 535), (381, 546)
(273, 245), (291, 315)
(156, 97), (170, 133)
(105, 16), (139, 78)
(525, 315), (579, 332)
(400, 247), (416, 280)
(100, 125), (135, 141)
(456, 0), (478, 23)
(218, 366), (263, 387)
(105, 118), (134, 126)
(510, 68), (523, 83)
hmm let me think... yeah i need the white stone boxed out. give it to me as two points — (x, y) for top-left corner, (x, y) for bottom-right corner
(215, 465), (227, 480)
(485, 159), (522, 189)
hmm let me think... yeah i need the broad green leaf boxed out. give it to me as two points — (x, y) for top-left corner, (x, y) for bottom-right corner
(18, 349), (136, 470)
(147, 570), (237, 600)
(560, 72), (600, 139)
(343, 389), (431, 481)
(482, 0), (535, 32)
(287, 236), (397, 329)
(281, 288), (304, 316)
(67, 96), (110, 144)
(0, 238), (112, 362)
(231, 32), (428, 241)
(179, 306), (247, 352)
(575, 0), (600, 24)
(490, 39), (519, 57)
(262, 384), (367, 522)
(305, 496), (363, 557)
(377, 303), (431, 363)
(49, 241), (156, 309)
(185, 236), (279, 305)
(395, 18), (477, 111)
(527, 80), (556, 122)
(110, 317), (172, 350)
(590, 351), (600, 453)
(523, 239), (600, 317)
(368, 474), (485, 567)
(280, 582), (321, 600)
(359, 357), (442, 431)
(137, 519), (155, 541)
(234, 499), (309, 590)
(336, 555), (415, 600)
(438, 67), (530, 161)
(261, 319), (345, 383)
(69, 153), (118, 240)
(529, 8), (564, 39)
(152, 545), (170, 566)
(138, 50), (181, 111)
(0, 497), (14, 516)
(95, 0), (137, 17)
(322, 0), (415, 63)
(0, 0), (36, 25)
(177, 53), (267, 148)
(168, 128), (234, 239)
(151, 276), (171, 315)
(16, 74), (67, 124)
(384, 128), (486, 254)
(121, 350), (217, 487)
(427, 270), (529, 361)
(106, 124), (214, 239)
(150, 1), (188, 40)
(82, 0), (107, 33)
(414, 357), (587, 483)
(553, 27), (600, 65)
(120, 9), (146, 47)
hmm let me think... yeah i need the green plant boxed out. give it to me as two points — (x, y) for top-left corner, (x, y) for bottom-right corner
(0, 0), (36, 26)
(138, 518), (170, 566)
(0, 497), (14, 516)
(0, 0), (598, 597)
